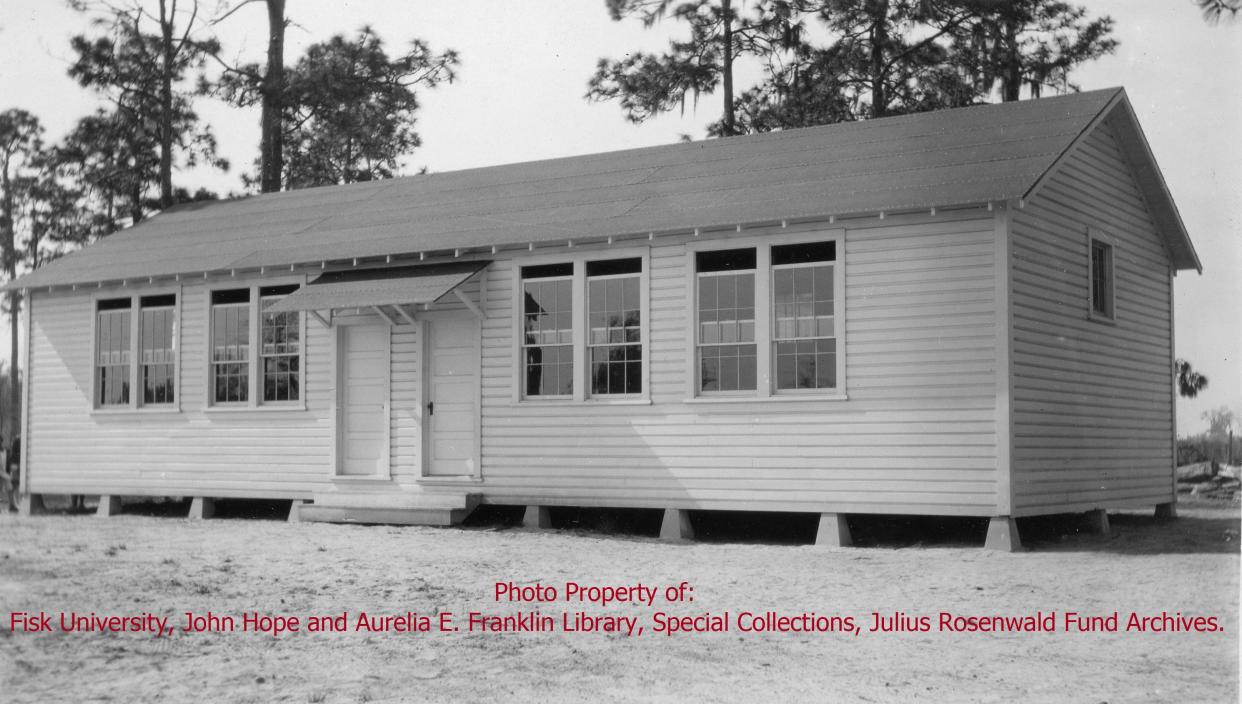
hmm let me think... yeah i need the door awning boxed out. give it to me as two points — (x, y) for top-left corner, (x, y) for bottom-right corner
(265, 260), (489, 313)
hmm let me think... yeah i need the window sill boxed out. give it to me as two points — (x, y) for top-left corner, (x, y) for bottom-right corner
(91, 406), (182, 416)
(1086, 312), (1117, 326)
(509, 398), (652, 407)
(683, 394), (848, 404)
(416, 475), (483, 484)
(203, 403), (308, 413)
(331, 474), (393, 483)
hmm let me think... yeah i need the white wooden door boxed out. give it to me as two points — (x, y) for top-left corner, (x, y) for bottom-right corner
(424, 315), (479, 477)
(337, 324), (390, 476)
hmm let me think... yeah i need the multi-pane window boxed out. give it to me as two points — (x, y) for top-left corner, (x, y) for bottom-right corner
(211, 289), (250, 403)
(261, 285), (300, 402)
(140, 294), (177, 404)
(1090, 238), (1114, 319)
(696, 248), (757, 393)
(587, 258), (642, 395)
(96, 299), (132, 406)
(94, 293), (179, 409)
(522, 263), (574, 397)
(691, 234), (844, 399)
(772, 241), (837, 391)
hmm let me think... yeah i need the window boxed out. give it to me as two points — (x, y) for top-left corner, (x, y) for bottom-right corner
(211, 289), (250, 403)
(140, 295), (177, 404)
(772, 242), (837, 391)
(521, 264), (574, 397)
(1089, 235), (1114, 320)
(94, 293), (179, 409)
(690, 231), (845, 399)
(696, 248), (757, 393)
(261, 285), (301, 402)
(587, 258), (642, 396)
(516, 254), (649, 402)
(96, 299), (132, 407)
(209, 282), (304, 407)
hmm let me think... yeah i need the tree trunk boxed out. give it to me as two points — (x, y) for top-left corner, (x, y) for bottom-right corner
(1003, 19), (1021, 101)
(721, 0), (735, 135)
(7, 290), (17, 443)
(158, 0), (175, 208)
(130, 177), (144, 225)
(0, 156), (11, 440)
(870, 0), (890, 118)
(259, 0), (286, 193)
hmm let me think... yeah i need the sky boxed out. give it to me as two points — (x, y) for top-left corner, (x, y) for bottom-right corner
(0, 0), (1238, 434)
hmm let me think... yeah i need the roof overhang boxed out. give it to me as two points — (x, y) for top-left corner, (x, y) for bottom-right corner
(1022, 90), (1201, 273)
(265, 260), (489, 313)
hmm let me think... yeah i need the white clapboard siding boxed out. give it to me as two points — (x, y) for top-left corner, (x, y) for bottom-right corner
(28, 282), (330, 498)
(477, 211), (1000, 515)
(25, 272), (487, 498)
(25, 215), (999, 515)
(1009, 119), (1174, 515)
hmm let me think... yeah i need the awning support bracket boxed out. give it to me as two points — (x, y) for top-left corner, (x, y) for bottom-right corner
(453, 288), (485, 320)
(395, 305), (418, 326)
(310, 310), (332, 329)
(371, 305), (399, 327)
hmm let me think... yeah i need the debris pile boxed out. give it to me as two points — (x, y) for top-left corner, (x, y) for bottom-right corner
(1176, 461), (1241, 502)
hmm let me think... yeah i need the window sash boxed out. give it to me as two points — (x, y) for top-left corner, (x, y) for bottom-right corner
(522, 275), (574, 397)
(96, 308), (131, 406)
(587, 272), (642, 396)
(211, 301), (250, 404)
(260, 296), (301, 402)
(696, 269), (757, 393)
(140, 305), (176, 405)
(772, 261), (837, 391)
(1090, 240), (1113, 318)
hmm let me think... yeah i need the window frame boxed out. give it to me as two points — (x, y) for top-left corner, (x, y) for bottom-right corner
(519, 269), (575, 400)
(512, 247), (651, 404)
(694, 262), (758, 397)
(770, 247), (840, 396)
(204, 277), (307, 411)
(585, 261), (645, 399)
(685, 227), (846, 402)
(90, 286), (182, 413)
(1086, 228), (1116, 324)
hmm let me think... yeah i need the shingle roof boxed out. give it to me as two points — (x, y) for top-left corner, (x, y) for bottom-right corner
(264, 261), (487, 312)
(9, 87), (1199, 290)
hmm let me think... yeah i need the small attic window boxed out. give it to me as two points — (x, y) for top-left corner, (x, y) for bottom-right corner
(1089, 232), (1115, 321)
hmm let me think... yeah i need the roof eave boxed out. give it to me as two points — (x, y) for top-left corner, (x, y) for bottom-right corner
(1107, 96), (1202, 274)
(1022, 89), (1200, 274)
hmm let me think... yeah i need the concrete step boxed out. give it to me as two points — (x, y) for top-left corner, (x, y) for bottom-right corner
(298, 492), (479, 526)
(308, 492), (475, 510)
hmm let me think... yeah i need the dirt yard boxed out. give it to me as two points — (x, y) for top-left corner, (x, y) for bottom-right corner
(1, 500), (1238, 704)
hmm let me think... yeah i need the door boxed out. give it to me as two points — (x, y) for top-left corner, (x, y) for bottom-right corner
(336, 324), (390, 476)
(424, 315), (480, 477)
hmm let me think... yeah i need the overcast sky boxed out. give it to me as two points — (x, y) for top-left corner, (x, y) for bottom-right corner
(1, 0), (1238, 434)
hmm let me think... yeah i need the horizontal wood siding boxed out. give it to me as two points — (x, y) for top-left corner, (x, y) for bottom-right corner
(478, 211), (1000, 515)
(1009, 119), (1174, 515)
(25, 219), (999, 515)
(22, 277), (478, 499)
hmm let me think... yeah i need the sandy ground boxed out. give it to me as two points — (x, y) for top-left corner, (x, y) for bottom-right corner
(0, 501), (1237, 704)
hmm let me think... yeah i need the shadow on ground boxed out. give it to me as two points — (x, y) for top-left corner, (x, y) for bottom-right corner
(23, 495), (1240, 554)
(462, 502), (1240, 554)
(28, 495), (292, 521)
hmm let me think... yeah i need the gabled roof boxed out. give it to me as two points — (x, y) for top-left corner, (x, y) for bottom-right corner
(10, 86), (1198, 291)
